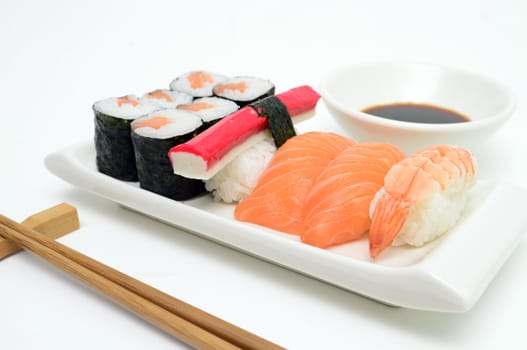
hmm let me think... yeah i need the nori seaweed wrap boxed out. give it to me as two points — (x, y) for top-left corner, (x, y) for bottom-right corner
(131, 109), (205, 200)
(93, 95), (161, 181)
(213, 76), (275, 107)
(251, 95), (296, 148)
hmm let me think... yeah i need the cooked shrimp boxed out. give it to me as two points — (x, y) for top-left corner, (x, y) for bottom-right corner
(369, 144), (477, 259)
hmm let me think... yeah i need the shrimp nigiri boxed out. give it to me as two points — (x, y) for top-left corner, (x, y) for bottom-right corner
(369, 144), (477, 259)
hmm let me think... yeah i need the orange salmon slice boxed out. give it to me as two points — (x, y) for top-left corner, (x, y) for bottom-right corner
(301, 143), (405, 248)
(132, 116), (172, 131)
(178, 102), (214, 112)
(214, 82), (247, 94)
(147, 90), (172, 102)
(117, 95), (139, 107)
(234, 132), (355, 235)
(187, 71), (214, 89)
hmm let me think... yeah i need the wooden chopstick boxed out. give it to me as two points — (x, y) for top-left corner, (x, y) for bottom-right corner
(0, 203), (79, 260)
(0, 215), (284, 350)
(0, 220), (235, 350)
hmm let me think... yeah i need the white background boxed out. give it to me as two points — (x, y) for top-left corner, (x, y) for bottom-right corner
(1, 0), (526, 349)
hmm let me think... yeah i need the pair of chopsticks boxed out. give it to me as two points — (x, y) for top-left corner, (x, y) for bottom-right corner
(0, 204), (284, 350)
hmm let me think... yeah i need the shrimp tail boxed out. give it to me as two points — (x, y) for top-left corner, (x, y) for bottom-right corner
(369, 195), (411, 259)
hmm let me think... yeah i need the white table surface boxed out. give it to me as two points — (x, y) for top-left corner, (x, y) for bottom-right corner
(1, 0), (526, 349)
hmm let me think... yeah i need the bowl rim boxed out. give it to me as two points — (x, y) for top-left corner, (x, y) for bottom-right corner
(319, 61), (516, 132)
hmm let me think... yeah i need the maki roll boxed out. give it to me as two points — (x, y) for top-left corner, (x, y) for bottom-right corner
(140, 89), (192, 108)
(169, 70), (228, 98)
(213, 76), (275, 106)
(177, 97), (239, 128)
(131, 109), (205, 200)
(93, 95), (161, 181)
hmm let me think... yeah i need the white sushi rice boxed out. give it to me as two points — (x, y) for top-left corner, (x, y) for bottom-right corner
(370, 187), (470, 247)
(140, 89), (193, 108)
(93, 95), (161, 119)
(170, 71), (229, 97)
(178, 97), (239, 123)
(213, 76), (274, 102)
(131, 109), (202, 139)
(205, 138), (277, 203)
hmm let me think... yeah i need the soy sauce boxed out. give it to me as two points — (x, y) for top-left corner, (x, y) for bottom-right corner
(362, 103), (470, 124)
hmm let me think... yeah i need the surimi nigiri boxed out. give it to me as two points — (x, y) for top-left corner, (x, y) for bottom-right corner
(169, 85), (321, 180)
(234, 132), (355, 235)
(301, 143), (405, 248)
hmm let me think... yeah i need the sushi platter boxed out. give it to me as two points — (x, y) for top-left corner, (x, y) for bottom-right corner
(44, 70), (527, 313)
(45, 138), (527, 313)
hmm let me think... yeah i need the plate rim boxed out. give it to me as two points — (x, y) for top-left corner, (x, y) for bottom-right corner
(44, 140), (527, 313)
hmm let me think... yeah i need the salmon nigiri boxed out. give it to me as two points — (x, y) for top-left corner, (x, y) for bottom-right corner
(301, 143), (405, 248)
(369, 144), (477, 259)
(234, 132), (354, 234)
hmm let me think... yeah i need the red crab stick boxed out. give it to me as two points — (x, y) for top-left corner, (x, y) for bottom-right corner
(168, 85), (320, 180)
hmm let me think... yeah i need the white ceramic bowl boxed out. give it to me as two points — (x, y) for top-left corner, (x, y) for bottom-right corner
(319, 62), (515, 154)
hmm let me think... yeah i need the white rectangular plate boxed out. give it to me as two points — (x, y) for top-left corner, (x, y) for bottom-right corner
(45, 140), (527, 312)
